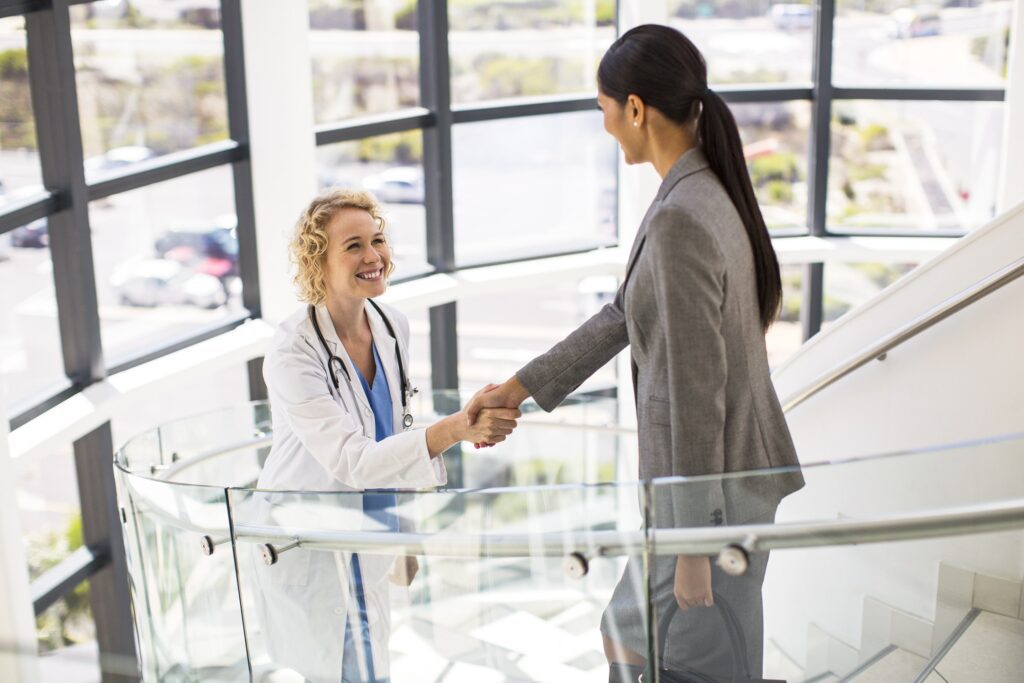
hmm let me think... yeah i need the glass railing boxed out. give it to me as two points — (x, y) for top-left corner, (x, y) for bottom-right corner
(112, 394), (1024, 682)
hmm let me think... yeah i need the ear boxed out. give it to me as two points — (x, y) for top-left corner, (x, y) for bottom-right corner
(626, 94), (646, 127)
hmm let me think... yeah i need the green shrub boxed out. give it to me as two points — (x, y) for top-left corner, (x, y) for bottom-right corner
(749, 152), (800, 187)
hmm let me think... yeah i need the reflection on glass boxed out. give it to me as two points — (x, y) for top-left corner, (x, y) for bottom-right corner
(667, 1), (813, 84)
(309, 0), (420, 123)
(733, 101), (810, 231)
(0, 17), (43, 197)
(453, 110), (617, 265)
(458, 276), (619, 391)
(834, 0), (1012, 87)
(0, 232), (66, 408)
(402, 305), (431, 390)
(823, 260), (916, 327)
(89, 165), (243, 365)
(69, 1), (228, 178)
(317, 131), (429, 276)
(828, 101), (1002, 233)
(767, 263), (803, 368)
(448, 0), (616, 104)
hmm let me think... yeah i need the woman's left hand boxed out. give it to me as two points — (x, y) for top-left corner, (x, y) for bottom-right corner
(673, 555), (713, 610)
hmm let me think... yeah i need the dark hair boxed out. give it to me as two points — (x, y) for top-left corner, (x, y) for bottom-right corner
(598, 24), (782, 332)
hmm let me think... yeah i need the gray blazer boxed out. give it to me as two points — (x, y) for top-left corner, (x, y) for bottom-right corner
(518, 148), (803, 528)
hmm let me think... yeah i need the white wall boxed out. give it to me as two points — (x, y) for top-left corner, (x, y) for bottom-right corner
(774, 201), (1024, 462)
(241, 0), (317, 325)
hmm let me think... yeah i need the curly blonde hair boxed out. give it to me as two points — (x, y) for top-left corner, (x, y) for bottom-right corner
(290, 189), (393, 305)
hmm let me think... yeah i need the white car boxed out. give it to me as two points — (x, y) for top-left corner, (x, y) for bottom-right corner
(361, 166), (425, 204)
(110, 259), (227, 309)
(771, 4), (813, 31)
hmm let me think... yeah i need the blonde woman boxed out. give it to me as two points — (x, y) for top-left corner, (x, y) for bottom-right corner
(256, 189), (517, 682)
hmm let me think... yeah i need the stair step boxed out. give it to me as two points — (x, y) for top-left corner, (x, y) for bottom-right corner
(845, 648), (927, 681)
(929, 611), (1024, 682)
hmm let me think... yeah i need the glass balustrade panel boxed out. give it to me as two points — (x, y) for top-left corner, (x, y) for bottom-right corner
(116, 474), (246, 681)
(228, 480), (650, 683)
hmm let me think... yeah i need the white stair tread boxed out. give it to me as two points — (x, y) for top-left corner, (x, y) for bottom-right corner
(847, 648), (927, 681)
(932, 611), (1024, 682)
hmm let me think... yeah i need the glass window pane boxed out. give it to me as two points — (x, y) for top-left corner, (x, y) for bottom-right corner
(449, 0), (616, 105)
(453, 110), (617, 266)
(69, 1), (229, 179)
(667, 1), (813, 84)
(309, 0), (419, 123)
(0, 17), (43, 198)
(834, 0), (1012, 87)
(89, 166), (244, 366)
(403, 305), (431, 390)
(0, 232), (67, 410)
(316, 131), (429, 277)
(767, 262), (803, 368)
(458, 276), (619, 391)
(734, 101), (811, 232)
(823, 261), (917, 327)
(828, 100), (1002, 233)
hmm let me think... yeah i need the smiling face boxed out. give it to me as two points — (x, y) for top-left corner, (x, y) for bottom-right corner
(321, 206), (391, 303)
(597, 90), (645, 165)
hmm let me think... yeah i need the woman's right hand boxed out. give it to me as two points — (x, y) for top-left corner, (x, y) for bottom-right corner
(459, 406), (520, 444)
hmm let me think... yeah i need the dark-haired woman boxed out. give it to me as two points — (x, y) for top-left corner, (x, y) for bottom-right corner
(466, 23), (804, 682)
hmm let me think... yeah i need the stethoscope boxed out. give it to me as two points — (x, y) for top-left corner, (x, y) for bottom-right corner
(309, 300), (416, 428)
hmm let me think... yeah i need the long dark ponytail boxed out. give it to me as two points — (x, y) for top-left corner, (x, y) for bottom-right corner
(598, 24), (782, 332)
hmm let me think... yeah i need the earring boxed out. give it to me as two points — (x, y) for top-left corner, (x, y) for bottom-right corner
(633, 122), (639, 127)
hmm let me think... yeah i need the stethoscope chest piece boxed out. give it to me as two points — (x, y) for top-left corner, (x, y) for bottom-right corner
(402, 413), (414, 428)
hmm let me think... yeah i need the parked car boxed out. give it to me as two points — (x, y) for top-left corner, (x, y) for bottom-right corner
(889, 6), (942, 38)
(84, 146), (156, 179)
(362, 166), (425, 204)
(9, 219), (48, 248)
(110, 259), (227, 309)
(771, 3), (813, 31)
(154, 218), (239, 279)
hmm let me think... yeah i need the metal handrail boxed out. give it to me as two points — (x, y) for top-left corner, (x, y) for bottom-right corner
(232, 495), (1024, 558)
(782, 255), (1024, 413)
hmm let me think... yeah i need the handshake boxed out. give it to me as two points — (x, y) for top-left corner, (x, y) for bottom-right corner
(460, 376), (532, 449)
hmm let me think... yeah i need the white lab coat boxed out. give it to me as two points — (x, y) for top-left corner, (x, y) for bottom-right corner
(252, 301), (445, 682)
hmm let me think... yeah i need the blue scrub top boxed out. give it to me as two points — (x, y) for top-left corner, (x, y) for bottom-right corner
(353, 342), (398, 532)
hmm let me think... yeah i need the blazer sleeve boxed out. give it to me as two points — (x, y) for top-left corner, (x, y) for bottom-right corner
(647, 206), (728, 529)
(516, 284), (629, 412)
(265, 338), (444, 490)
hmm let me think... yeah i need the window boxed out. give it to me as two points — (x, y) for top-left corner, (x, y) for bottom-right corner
(309, 0), (420, 123)
(317, 131), (430, 277)
(0, 231), (67, 410)
(823, 261), (917, 327)
(69, 1), (229, 179)
(452, 110), (617, 266)
(733, 101), (811, 231)
(828, 100), (1002, 233)
(0, 17), (43, 197)
(767, 263), (804, 368)
(834, 0), (1012, 87)
(457, 275), (618, 391)
(89, 166), (243, 366)
(449, 0), (616, 104)
(667, 1), (813, 84)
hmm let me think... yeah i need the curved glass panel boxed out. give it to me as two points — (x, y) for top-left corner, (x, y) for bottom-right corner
(309, 0), (420, 123)
(449, 0), (616, 105)
(114, 401), (1024, 682)
(666, 1), (813, 85)
(0, 17), (43, 197)
(69, 1), (229, 179)
(88, 165), (244, 366)
(453, 110), (617, 266)
(834, 0), (1012, 87)
(317, 132), (430, 277)
(822, 260), (918, 328)
(767, 263), (803, 368)
(828, 100), (1003, 234)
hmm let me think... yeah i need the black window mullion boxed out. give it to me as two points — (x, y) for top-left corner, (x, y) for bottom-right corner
(25, 0), (104, 386)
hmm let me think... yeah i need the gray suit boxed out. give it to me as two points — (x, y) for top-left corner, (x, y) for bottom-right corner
(517, 148), (803, 676)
